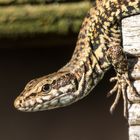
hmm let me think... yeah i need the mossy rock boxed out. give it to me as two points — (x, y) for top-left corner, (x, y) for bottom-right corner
(0, 2), (92, 38)
(0, 0), (92, 5)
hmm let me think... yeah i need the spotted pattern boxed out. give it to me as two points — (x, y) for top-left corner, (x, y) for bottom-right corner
(14, 0), (140, 113)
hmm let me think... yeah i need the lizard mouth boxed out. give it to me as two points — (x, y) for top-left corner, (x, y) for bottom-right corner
(14, 97), (26, 111)
(14, 92), (75, 112)
(14, 96), (35, 112)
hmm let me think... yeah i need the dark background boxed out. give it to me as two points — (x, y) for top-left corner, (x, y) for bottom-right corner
(0, 37), (128, 140)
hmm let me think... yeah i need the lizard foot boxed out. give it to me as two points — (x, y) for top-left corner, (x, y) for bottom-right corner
(107, 72), (136, 118)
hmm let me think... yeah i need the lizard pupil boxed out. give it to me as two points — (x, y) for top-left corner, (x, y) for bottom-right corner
(42, 84), (51, 92)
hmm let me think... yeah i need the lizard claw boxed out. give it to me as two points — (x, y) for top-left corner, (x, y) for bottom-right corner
(107, 72), (135, 118)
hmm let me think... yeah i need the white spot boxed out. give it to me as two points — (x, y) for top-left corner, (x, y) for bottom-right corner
(33, 104), (42, 111)
(59, 84), (73, 93)
(29, 100), (35, 106)
(43, 101), (49, 106)
(42, 95), (51, 101)
(43, 104), (49, 109)
(18, 107), (26, 111)
(52, 90), (59, 96)
(36, 98), (43, 103)
(24, 101), (30, 107)
(28, 108), (33, 112)
(60, 95), (73, 105)
(50, 99), (58, 106)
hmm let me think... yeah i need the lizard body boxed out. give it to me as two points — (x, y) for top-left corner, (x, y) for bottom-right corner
(14, 0), (140, 117)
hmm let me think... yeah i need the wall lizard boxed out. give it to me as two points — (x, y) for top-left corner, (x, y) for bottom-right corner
(14, 0), (140, 118)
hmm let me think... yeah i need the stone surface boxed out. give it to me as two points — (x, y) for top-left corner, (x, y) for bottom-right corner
(122, 14), (140, 140)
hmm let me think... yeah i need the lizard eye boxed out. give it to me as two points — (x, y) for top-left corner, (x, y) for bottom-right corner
(42, 84), (51, 93)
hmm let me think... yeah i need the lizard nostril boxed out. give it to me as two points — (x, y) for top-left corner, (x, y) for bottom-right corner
(14, 97), (24, 108)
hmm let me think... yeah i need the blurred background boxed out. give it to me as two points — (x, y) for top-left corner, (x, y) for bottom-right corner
(0, 0), (128, 140)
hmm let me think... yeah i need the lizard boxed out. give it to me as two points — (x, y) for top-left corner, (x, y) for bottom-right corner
(14, 0), (140, 118)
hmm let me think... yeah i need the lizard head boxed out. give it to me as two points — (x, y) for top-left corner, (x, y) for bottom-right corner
(14, 71), (79, 112)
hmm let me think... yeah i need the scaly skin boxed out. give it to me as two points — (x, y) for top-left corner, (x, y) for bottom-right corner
(14, 0), (140, 117)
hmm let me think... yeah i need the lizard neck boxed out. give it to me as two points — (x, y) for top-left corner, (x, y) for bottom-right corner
(58, 8), (110, 98)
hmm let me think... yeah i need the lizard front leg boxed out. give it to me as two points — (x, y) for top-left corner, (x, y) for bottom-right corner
(106, 41), (136, 118)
